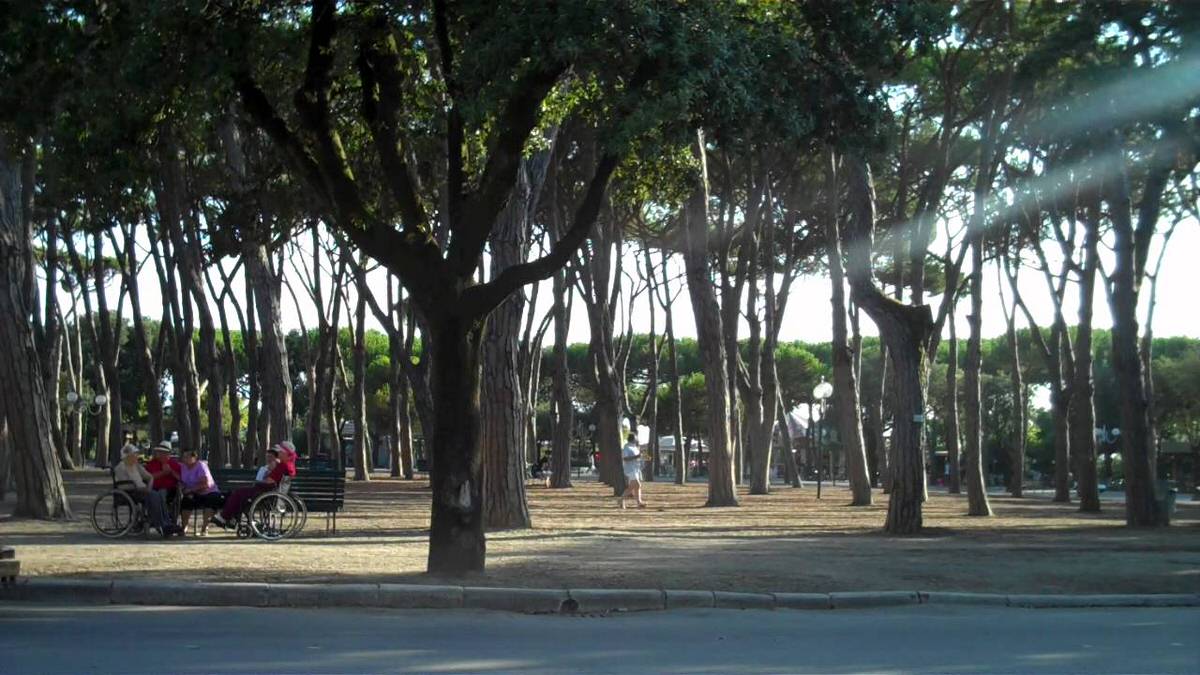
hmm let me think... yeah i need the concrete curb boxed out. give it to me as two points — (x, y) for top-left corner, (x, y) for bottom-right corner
(464, 587), (569, 613)
(3, 578), (1198, 614)
(832, 590), (920, 609)
(568, 588), (665, 613)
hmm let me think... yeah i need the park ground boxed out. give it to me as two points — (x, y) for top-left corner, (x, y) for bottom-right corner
(1, 471), (1198, 594)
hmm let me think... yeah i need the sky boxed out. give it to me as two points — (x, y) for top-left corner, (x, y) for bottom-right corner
(70, 214), (1199, 350)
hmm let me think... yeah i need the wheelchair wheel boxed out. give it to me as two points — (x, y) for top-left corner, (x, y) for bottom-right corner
(248, 493), (301, 541)
(283, 497), (308, 539)
(90, 490), (137, 538)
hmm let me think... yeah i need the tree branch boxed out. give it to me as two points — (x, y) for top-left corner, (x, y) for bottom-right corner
(462, 154), (620, 317)
(447, 63), (565, 276)
(357, 20), (431, 237)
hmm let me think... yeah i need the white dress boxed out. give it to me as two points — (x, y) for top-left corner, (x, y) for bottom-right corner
(621, 443), (642, 482)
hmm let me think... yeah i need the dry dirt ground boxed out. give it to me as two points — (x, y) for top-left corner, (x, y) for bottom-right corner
(1, 470), (1198, 594)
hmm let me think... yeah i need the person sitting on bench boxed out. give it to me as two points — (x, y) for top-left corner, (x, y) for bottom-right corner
(210, 442), (297, 530)
(179, 450), (224, 536)
(145, 442), (183, 524)
(114, 445), (182, 538)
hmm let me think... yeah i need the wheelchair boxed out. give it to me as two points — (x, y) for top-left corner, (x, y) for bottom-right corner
(90, 470), (182, 539)
(231, 477), (306, 542)
(90, 484), (151, 538)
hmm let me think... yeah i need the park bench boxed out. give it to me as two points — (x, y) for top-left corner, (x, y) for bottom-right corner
(211, 467), (346, 533)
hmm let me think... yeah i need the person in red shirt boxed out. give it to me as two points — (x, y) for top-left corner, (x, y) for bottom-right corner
(211, 441), (298, 529)
(145, 442), (183, 525)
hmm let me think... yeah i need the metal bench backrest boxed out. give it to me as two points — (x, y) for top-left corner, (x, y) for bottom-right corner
(210, 468), (345, 513)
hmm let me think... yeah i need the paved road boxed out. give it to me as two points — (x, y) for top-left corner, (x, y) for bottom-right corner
(1, 603), (1196, 673)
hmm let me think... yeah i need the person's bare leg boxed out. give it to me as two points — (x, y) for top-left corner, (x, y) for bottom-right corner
(201, 509), (214, 535)
(636, 481), (646, 507)
(180, 510), (192, 534)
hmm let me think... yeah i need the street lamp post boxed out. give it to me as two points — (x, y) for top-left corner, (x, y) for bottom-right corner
(64, 391), (109, 464)
(812, 378), (833, 500)
(1095, 426), (1121, 483)
(588, 423), (597, 471)
(65, 391), (108, 416)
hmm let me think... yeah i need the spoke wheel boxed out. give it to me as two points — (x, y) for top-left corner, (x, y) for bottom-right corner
(90, 490), (137, 538)
(249, 493), (300, 541)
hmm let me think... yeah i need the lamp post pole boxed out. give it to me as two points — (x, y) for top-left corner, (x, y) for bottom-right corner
(1094, 425), (1121, 483)
(812, 378), (833, 500)
(64, 391), (109, 465)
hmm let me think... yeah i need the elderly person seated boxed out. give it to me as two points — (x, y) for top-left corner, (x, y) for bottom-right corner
(145, 442), (183, 520)
(179, 450), (224, 536)
(210, 441), (297, 530)
(114, 445), (182, 538)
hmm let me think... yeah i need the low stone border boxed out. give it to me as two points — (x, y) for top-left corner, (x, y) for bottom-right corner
(2, 578), (1197, 614)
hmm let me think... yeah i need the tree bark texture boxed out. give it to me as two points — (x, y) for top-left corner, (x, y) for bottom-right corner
(660, 251), (686, 486)
(480, 173), (532, 529)
(825, 151), (872, 505)
(351, 270), (371, 482)
(999, 274), (1025, 498)
(945, 316), (962, 494)
(1070, 215), (1101, 512)
(843, 154), (931, 534)
(549, 269), (574, 489)
(682, 158), (737, 507)
(870, 347), (890, 491)
(1104, 148), (1168, 527)
(246, 246), (293, 444)
(0, 139), (72, 518)
(426, 316), (487, 573)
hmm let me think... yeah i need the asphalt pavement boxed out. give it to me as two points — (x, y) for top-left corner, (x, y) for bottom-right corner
(1, 602), (1197, 674)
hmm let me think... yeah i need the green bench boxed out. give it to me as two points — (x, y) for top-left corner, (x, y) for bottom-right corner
(211, 467), (347, 533)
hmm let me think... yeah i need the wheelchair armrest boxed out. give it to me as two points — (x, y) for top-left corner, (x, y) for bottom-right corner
(114, 480), (137, 489)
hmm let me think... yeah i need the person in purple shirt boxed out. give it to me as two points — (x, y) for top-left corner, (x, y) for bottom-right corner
(178, 450), (224, 536)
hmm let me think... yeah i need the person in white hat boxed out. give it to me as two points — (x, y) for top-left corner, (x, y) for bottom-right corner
(113, 444), (182, 537)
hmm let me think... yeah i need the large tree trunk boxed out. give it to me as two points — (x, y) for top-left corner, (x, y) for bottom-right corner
(825, 151), (872, 505)
(63, 228), (114, 466)
(210, 269), (242, 468)
(246, 246), (293, 444)
(0, 416), (10, 502)
(480, 169), (532, 529)
(1071, 215), (1101, 512)
(1105, 153), (1168, 527)
(682, 139), (737, 507)
(243, 282), (262, 467)
(388, 314), (414, 479)
(90, 231), (126, 465)
(843, 154), (931, 534)
(963, 223), (992, 517)
(777, 396), (800, 487)
(1000, 276), (1025, 498)
(39, 214), (69, 469)
(426, 315), (487, 574)
(642, 245), (661, 482)
(870, 347), (890, 491)
(120, 222), (164, 444)
(660, 251), (686, 486)
(944, 315), (962, 494)
(351, 274), (371, 482)
(64, 317), (84, 466)
(0, 138), (72, 518)
(549, 269), (574, 489)
(163, 188), (224, 463)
